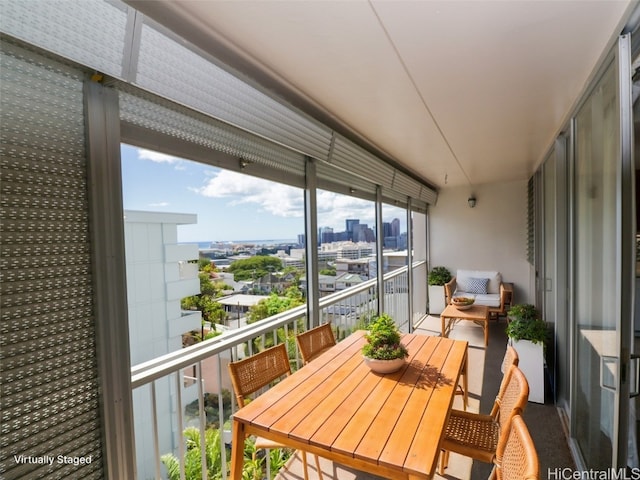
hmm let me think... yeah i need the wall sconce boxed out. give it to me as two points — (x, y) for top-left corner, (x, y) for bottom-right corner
(468, 196), (477, 208)
(239, 158), (250, 169)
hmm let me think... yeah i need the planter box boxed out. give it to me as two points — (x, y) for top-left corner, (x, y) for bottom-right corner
(428, 285), (446, 315)
(509, 339), (545, 403)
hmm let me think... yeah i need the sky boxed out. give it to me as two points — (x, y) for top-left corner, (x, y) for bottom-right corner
(120, 144), (407, 243)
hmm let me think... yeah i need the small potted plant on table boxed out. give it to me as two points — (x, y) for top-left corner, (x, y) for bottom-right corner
(362, 314), (409, 374)
(506, 304), (548, 403)
(428, 266), (452, 315)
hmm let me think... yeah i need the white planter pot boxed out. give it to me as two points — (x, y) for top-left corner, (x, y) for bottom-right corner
(509, 339), (545, 403)
(363, 356), (406, 374)
(428, 285), (446, 315)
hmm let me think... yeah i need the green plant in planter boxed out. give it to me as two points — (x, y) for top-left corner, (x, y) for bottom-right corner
(507, 303), (538, 322)
(362, 314), (409, 360)
(505, 304), (548, 345)
(428, 266), (452, 286)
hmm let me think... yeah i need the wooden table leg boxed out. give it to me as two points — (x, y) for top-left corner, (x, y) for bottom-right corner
(230, 418), (245, 480)
(483, 312), (489, 346)
(441, 315), (446, 338)
(463, 349), (469, 410)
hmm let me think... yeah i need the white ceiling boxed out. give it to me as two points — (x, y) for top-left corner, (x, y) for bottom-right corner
(128, 0), (634, 190)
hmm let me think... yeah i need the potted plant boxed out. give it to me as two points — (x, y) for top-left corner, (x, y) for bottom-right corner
(428, 266), (452, 315)
(506, 304), (548, 403)
(362, 314), (409, 373)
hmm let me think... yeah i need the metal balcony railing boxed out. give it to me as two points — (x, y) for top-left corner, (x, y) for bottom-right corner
(130, 261), (425, 480)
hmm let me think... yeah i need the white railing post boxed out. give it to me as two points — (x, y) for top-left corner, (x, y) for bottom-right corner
(197, 362), (207, 480)
(175, 372), (186, 480)
(151, 382), (162, 480)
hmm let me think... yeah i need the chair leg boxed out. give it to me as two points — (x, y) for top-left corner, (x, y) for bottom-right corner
(314, 454), (323, 480)
(438, 449), (449, 475)
(301, 451), (309, 480)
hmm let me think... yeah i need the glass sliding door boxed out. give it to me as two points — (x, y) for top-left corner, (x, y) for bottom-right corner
(572, 35), (633, 469)
(542, 152), (558, 399)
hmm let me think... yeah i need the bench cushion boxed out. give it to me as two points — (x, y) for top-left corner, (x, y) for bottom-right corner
(454, 291), (501, 308)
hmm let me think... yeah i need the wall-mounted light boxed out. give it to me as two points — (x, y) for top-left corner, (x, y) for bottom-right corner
(468, 196), (477, 208)
(239, 158), (250, 169)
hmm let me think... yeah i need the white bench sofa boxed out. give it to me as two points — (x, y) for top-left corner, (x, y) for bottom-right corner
(444, 269), (511, 318)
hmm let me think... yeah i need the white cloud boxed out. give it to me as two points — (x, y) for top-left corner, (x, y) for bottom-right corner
(190, 170), (382, 230)
(137, 148), (189, 171)
(192, 170), (303, 218)
(137, 149), (181, 163)
(316, 190), (376, 230)
(148, 202), (170, 207)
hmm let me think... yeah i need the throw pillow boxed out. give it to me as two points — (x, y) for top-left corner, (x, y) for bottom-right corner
(467, 277), (489, 294)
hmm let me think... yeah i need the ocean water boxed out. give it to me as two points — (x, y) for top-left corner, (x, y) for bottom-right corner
(188, 240), (298, 249)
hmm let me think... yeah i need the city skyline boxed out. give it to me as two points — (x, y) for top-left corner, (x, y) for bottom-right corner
(121, 144), (407, 242)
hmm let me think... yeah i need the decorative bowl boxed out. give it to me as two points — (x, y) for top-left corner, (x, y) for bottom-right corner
(452, 296), (475, 311)
(363, 356), (406, 374)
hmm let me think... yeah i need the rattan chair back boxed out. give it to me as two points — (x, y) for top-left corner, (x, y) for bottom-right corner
(228, 343), (291, 408)
(492, 366), (529, 433)
(492, 415), (539, 480)
(501, 346), (519, 374)
(296, 323), (336, 364)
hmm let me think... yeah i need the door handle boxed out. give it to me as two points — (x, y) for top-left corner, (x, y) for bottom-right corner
(630, 354), (640, 398)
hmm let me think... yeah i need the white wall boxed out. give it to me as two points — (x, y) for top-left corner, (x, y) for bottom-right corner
(429, 180), (533, 304)
(124, 210), (201, 480)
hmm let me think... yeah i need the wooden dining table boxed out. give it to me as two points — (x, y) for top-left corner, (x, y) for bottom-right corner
(229, 331), (468, 480)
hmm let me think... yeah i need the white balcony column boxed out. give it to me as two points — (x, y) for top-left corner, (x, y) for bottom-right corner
(375, 186), (384, 315)
(85, 80), (137, 479)
(305, 156), (320, 328)
(406, 197), (414, 333)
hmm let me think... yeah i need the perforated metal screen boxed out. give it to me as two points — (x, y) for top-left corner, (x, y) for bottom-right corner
(0, 41), (104, 480)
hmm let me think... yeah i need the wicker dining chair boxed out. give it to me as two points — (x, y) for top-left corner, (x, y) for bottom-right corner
(455, 343), (518, 412)
(501, 345), (519, 374)
(228, 343), (323, 480)
(489, 415), (539, 480)
(296, 323), (336, 364)
(438, 365), (530, 475)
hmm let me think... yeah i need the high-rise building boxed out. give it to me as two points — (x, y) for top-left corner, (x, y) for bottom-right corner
(319, 226), (334, 244)
(391, 218), (401, 237)
(345, 219), (359, 239)
(383, 222), (392, 238)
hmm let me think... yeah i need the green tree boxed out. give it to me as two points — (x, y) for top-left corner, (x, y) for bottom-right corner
(199, 272), (217, 296)
(319, 267), (336, 276)
(181, 268), (231, 326)
(200, 296), (227, 324)
(198, 257), (214, 270)
(227, 257), (282, 281)
(247, 288), (304, 324)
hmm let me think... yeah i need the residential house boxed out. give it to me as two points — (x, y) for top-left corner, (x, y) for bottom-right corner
(335, 273), (366, 291)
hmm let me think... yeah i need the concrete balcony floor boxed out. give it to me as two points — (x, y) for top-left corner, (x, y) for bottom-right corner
(276, 315), (575, 479)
